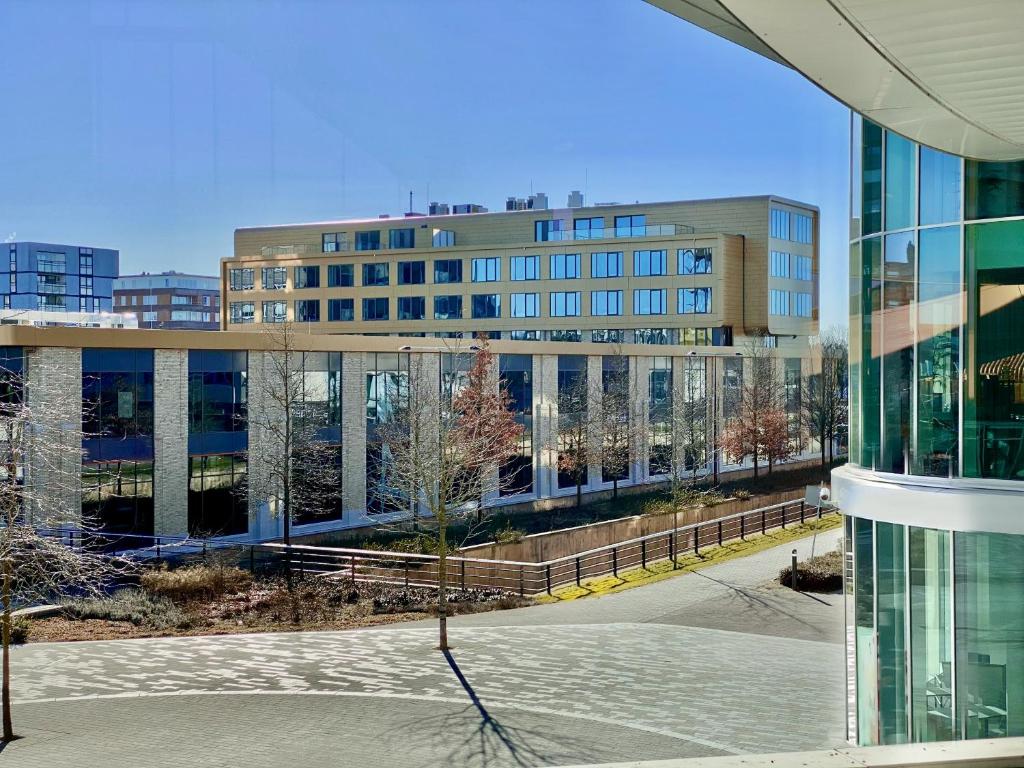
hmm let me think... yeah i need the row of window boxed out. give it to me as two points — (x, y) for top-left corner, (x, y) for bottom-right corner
(535, 213), (656, 242)
(321, 227), (457, 253)
(117, 294), (219, 307)
(230, 287), (714, 324)
(769, 289), (813, 317)
(228, 248), (715, 292)
(770, 208), (814, 244)
(769, 251), (813, 280)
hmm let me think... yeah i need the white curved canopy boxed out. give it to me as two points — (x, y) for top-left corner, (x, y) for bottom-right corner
(649, 0), (1024, 161)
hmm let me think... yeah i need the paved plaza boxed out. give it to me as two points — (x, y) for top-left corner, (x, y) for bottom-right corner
(6, 528), (846, 767)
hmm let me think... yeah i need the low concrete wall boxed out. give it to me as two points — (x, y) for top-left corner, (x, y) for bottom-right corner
(459, 489), (805, 563)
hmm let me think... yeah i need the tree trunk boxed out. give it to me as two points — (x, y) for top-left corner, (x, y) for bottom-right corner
(2, 556), (13, 742)
(575, 479), (582, 509)
(437, 504), (448, 651)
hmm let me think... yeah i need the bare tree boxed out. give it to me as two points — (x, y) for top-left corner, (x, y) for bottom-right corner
(556, 366), (592, 509)
(596, 350), (644, 499)
(247, 322), (343, 546)
(668, 355), (710, 510)
(803, 326), (849, 474)
(0, 352), (130, 741)
(375, 340), (521, 650)
(722, 335), (783, 479)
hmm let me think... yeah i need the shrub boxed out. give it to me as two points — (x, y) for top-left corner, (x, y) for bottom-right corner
(698, 490), (726, 508)
(494, 525), (525, 544)
(141, 564), (251, 603)
(779, 550), (842, 592)
(63, 588), (193, 630)
(732, 489), (752, 501)
(11, 617), (29, 645)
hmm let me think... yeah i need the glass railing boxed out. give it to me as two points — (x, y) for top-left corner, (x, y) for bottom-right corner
(539, 223), (693, 242)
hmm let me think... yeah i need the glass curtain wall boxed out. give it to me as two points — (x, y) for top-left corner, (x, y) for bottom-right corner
(365, 352), (410, 513)
(649, 357), (672, 476)
(557, 355), (587, 490)
(499, 354), (534, 496)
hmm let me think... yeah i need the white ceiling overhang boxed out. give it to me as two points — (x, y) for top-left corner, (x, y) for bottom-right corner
(648, 0), (1024, 162)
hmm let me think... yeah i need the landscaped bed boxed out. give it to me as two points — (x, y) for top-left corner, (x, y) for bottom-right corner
(20, 564), (528, 644)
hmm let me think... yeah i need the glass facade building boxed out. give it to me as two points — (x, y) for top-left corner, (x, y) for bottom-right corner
(842, 116), (1024, 746)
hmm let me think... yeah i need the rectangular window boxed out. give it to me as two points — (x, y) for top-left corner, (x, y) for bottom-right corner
(615, 214), (646, 237)
(573, 217), (605, 239)
(769, 289), (790, 316)
(550, 329), (581, 342)
(633, 249), (667, 276)
(397, 296), (425, 320)
(550, 291), (581, 317)
(294, 299), (320, 322)
(591, 251), (623, 278)
(434, 259), (462, 283)
(388, 228), (415, 249)
(591, 329), (623, 343)
(510, 292), (539, 318)
(327, 264), (354, 287)
(262, 300), (287, 323)
(171, 295), (191, 305)
(471, 293), (500, 319)
(355, 230), (381, 251)
(591, 290), (622, 316)
(37, 251), (66, 273)
(795, 255), (812, 281)
(633, 288), (666, 315)
(635, 328), (670, 345)
(770, 208), (791, 239)
(322, 232), (347, 252)
(793, 213), (813, 244)
(770, 251), (791, 277)
(534, 219), (566, 242)
(471, 257), (500, 282)
(432, 229), (455, 248)
(434, 295), (462, 320)
(398, 260), (425, 285)
(79, 254), (93, 275)
(793, 292), (812, 317)
(509, 330), (540, 340)
(80, 276), (93, 295)
(549, 253), (581, 279)
(362, 262), (390, 286)
(328, 298), (354, 321)
(678, 247), (712, 275)
(510, 255), (539, 281)
(362, 297), (389, 321)
(294, 265), (320, 289)
(262, 266), (287, 290)
(141, 311), (157, 322)
(678, 287), (712, 314)
(142, 295), (157, 305)
(229, 301), (255, 324)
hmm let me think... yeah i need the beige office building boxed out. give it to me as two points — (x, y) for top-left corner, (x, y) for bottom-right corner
(223, 195), (819, 350)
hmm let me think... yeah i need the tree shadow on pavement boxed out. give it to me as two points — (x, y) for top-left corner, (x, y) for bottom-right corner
(689, 569), (828, 638)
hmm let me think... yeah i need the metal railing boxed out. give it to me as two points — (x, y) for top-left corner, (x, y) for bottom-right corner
(540, 223), (696, 242)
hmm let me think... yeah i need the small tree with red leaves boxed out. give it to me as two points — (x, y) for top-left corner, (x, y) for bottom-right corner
(761, 408), (794, 474)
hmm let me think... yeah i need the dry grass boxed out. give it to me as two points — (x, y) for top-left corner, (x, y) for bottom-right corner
(778, 548), (843, 592)
(140, 564), (252, 603)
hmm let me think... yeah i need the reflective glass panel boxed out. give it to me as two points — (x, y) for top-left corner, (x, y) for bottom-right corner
(919, 147), (961, 226)
(863, 121), (883, 235)
(882, 231), (915, 474)
(876, 522), (908, 744)
(885, 132), (916, 231)
(966, 160), (1024, 221)
(909, 527), (953, 742)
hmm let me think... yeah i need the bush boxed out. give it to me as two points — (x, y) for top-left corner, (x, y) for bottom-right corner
(11, 617), (29, 645)
(732, 489), (752, 501)
(141, 564), (251, 603)
(64, 588), (193, 630)
(494, 525), (525, 544)
(779, 550), (843, 592)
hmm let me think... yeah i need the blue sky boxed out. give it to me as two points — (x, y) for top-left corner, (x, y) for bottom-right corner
(0, 0), (850, 328)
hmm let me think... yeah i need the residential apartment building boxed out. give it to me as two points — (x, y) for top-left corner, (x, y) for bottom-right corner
(223, 196), (819, 350)
(1, 241), (117, 314)
(114, 271), (220, 330)
(654, 0), (1024, 749)
(4, 326), (819, 544)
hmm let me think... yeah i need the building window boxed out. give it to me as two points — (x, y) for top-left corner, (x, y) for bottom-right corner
(549, 253), (581, 280)
(79, 254), (93, 275)
(635, 328), (670, 345)
(550, 291), (581, 317)
(795, 255), (812, 281)
(142, 311), (157, 322)
(615, 214), (646, 237)
(770, 289), (790, 316)
(510, 292), (539, 318)
(388, 228), (415, 249)
(262, 300), (287, 323)
(37, 251), (66, 274)
(678, 247), (712, 275)
(471, 257), (500, 282)
(397, 296), (425, 320)
(80, 276), (94, 295)
(432, 229), (455, 248)
(188, 454), (248, 536)
(322, 232), (347, 252)
(171, 295), (192, 305)
(770, 251), (791, 277)
(550, 329), (581, 342)
(262, 267), (287, 290)
(471, 293), (500, 319)
(294, 265), (320, 289)
(230, 301), (255, 324)
(142, 295), (157, 305)
(510, 255), (539, 281)
(793, 213), (813, 243)
(355, 230), (381, 251)
(327, 264), (354, 287)
(678, 287), (712, 314)
(591, 251), (624, 278)
(633, 249), (667, 276)
(770, 208), (791, 239)
(591, 329), (623, 343)
(591, 290), (622, 316)
(679, 327), (712, 346)
(362, 297), (389, 321)
(509, 330), (540, 340)
(633, 288), (666, 315)
(434, 295), (462, 320)
(434, 259), (462, 283)
(573, 217), (605, 239)
(328, 298), (354, 321)
(362, 262), (390, 286)
(794, 292), (812, 317)
(294, 299), (320, 322)
(398, 260), (425, 285)
(535, 219), (566, 242)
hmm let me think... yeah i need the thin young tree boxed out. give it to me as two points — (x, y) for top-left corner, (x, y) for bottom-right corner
(247, 322), (343, 546)
(556, 366), (593, 509)
(0, 352), (131, 741)
(375, 341), (521, 650)
(722, 335), (783, 478)
(668, 355), (710, 511)
(597, 350), (644, 499)
(803, 327), (849, 475)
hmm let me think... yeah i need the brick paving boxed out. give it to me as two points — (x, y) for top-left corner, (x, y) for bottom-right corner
(4, 529), (846, 767)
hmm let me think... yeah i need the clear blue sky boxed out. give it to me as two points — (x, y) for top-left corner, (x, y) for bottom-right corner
(0, 0), (850, 328)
